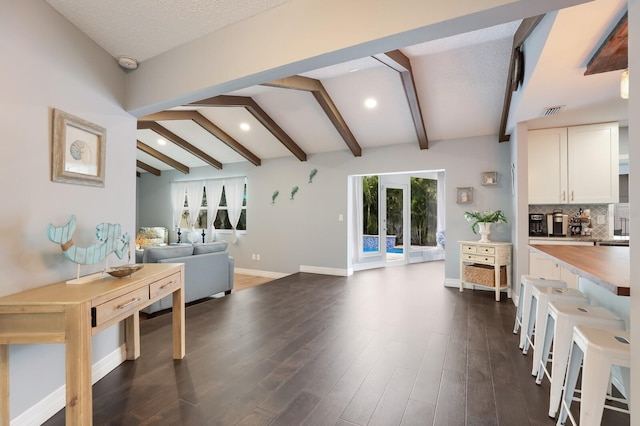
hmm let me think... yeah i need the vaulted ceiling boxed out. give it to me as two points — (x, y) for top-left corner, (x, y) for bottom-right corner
(44, 0), (628, 176)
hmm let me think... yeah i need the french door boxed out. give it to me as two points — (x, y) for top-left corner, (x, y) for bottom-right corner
(382, 184), (408, 264)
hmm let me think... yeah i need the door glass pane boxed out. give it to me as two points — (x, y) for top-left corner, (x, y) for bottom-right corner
(410, 177), (438, 247)
(362, 176), (379, 253)
(386, 187), (403, 255)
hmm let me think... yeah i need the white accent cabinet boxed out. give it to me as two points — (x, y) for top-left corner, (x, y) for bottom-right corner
(528, 122), (619, 204)
(459, 241), (512, 302)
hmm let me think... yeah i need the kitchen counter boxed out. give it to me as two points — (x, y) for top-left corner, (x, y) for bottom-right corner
(528, 244), (629, 296)
(529, 236), (629, 244)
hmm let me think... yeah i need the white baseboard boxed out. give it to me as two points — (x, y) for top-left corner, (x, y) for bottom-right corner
(234, 268), (289, 279)
(11, 344), (126, 426)
(444, 278), (459, 288)
(351, 261), (386, 272)
(299, 265), (349, 276)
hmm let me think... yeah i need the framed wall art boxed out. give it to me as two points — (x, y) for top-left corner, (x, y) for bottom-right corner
(52, 108), (106, 187)
(481, 171), (497, 186)
(456, 187), (473, 204)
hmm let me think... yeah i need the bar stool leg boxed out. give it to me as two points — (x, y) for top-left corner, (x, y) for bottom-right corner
(580, 351), (615, 426)
(534, 315), (555, 379)
(523, 296), (537, 354)
(547, 320), (576, 417)
(513, 281), (524, 335)
(557, 342), (583, 426)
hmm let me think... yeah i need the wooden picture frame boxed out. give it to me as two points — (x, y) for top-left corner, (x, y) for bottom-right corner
(52, 109), (106, 187)
(457, 187), (473, 204)
(482, 171), (497, 186)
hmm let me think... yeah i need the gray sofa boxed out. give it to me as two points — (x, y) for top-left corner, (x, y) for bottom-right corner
(138, 241), (234, 315)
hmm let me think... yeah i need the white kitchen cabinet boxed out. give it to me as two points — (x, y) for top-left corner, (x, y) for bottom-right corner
(528, 123), (619, 204)
(529, 251), (578, 288)
(528, 239), (594, 289)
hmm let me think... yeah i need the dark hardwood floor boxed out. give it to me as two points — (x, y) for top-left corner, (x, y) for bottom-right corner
(44, 261), (629, 425)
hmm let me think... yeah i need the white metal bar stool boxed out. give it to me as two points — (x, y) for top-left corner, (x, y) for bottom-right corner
(525, 286), (588, 358)
(513, 275), (566, 350)
(536, 302), (624, 418)
(557, 325), (630, 426)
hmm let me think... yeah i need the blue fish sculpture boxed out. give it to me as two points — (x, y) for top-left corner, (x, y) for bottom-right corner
(47, 214), (130, 265)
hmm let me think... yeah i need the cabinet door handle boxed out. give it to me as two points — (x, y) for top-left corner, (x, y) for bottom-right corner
(160, 280), (176, 290)
(571, 191), (574, 201)
(562, 191), (566, 201)
(117, 298), (141, 310)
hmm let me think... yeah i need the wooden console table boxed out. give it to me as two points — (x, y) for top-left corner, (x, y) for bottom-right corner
(0, 263), (185, 425)
(459, 241), (512, 301)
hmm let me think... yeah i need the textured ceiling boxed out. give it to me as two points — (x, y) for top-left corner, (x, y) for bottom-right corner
(44, 0), (290, 61)
(42, 0), (628, 175)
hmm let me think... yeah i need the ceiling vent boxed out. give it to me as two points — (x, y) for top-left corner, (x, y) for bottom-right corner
(541, 105), (564, 116)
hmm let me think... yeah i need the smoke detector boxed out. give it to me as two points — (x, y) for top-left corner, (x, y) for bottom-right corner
(541, 105), (564, 116)
(118, 55), (138, 70)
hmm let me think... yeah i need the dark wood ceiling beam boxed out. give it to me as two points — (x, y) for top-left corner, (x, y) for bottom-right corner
(585, 12), (627, 75)
(137, 121), (223, 169)
(137, 140), (189, 174)
(193, 96), (307, 161)
(262, 76), (362, 157)
(373, 50), (428, 150)
(142, 110), (261, 166)
(136, 160), (161, 176)
(191, 112), (261, 166)
(499, 15), (545, 143)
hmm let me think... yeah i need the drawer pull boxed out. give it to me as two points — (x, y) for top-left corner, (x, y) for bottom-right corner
(160, 280), (176, 290)
(117, 298), (141, 310)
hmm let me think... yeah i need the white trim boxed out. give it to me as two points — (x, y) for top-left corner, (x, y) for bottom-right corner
(11, 344), (126, 426)
(351, 261), (386, 272)
(299, 265), (349, 276)
(444, 277), (460, 288)
(234, 268), (289, 279)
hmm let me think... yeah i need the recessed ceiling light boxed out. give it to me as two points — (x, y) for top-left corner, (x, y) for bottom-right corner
(349, 68), (360, 73)
(364, 98), (377, 109)
(240, 122), (251, 131)
(157, 139), (166, 146)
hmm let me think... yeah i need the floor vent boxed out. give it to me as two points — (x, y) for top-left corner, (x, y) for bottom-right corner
(541, 105), (564, 116)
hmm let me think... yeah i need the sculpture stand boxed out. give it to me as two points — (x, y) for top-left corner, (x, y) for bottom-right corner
(66, 260), (109, 285)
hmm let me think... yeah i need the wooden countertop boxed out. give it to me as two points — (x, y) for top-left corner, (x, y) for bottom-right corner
(528, 245), (629, 296)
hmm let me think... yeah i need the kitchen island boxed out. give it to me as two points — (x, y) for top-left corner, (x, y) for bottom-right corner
(528, 244), (630, 327)
(529, 244), (629, 295)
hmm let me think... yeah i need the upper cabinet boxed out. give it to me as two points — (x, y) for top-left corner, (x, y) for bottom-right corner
(528, 123), (619, 204)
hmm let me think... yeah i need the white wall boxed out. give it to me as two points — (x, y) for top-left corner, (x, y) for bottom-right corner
(628, 0), (638, 420)
(0, 0), (135, 420)
(138, 135), (513, 280)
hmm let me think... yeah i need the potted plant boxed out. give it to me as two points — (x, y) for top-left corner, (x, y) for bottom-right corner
(464, 210), (507, 242)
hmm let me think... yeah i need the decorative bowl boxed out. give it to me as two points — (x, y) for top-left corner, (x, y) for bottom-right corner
(106, 264), (144, 278)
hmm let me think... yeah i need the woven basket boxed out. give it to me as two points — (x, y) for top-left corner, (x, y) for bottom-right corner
(463, 264), (506, 287)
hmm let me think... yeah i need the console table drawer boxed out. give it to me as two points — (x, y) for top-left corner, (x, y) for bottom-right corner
(463, 253), (495, 264)
(462, 244), (477, 254)
(150, 272), (181, 300)
(476, 246), (495, 255)
(93, 287), (149, 327)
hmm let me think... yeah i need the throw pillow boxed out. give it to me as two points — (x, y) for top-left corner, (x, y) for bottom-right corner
(193, 241), (228, 255)
(143, 245), (194, 263)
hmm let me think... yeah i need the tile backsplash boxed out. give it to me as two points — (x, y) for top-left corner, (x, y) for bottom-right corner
(528, 204), (610, 239)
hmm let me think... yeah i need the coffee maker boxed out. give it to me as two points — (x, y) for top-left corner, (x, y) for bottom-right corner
(546, 209), (569, 237)
(529, 213), (546, 236)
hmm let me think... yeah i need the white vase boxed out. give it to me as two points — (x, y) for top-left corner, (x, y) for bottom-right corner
(478, 222), (492, 243)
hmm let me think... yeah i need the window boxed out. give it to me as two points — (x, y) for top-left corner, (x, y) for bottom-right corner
(179, 183), (247, 232)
